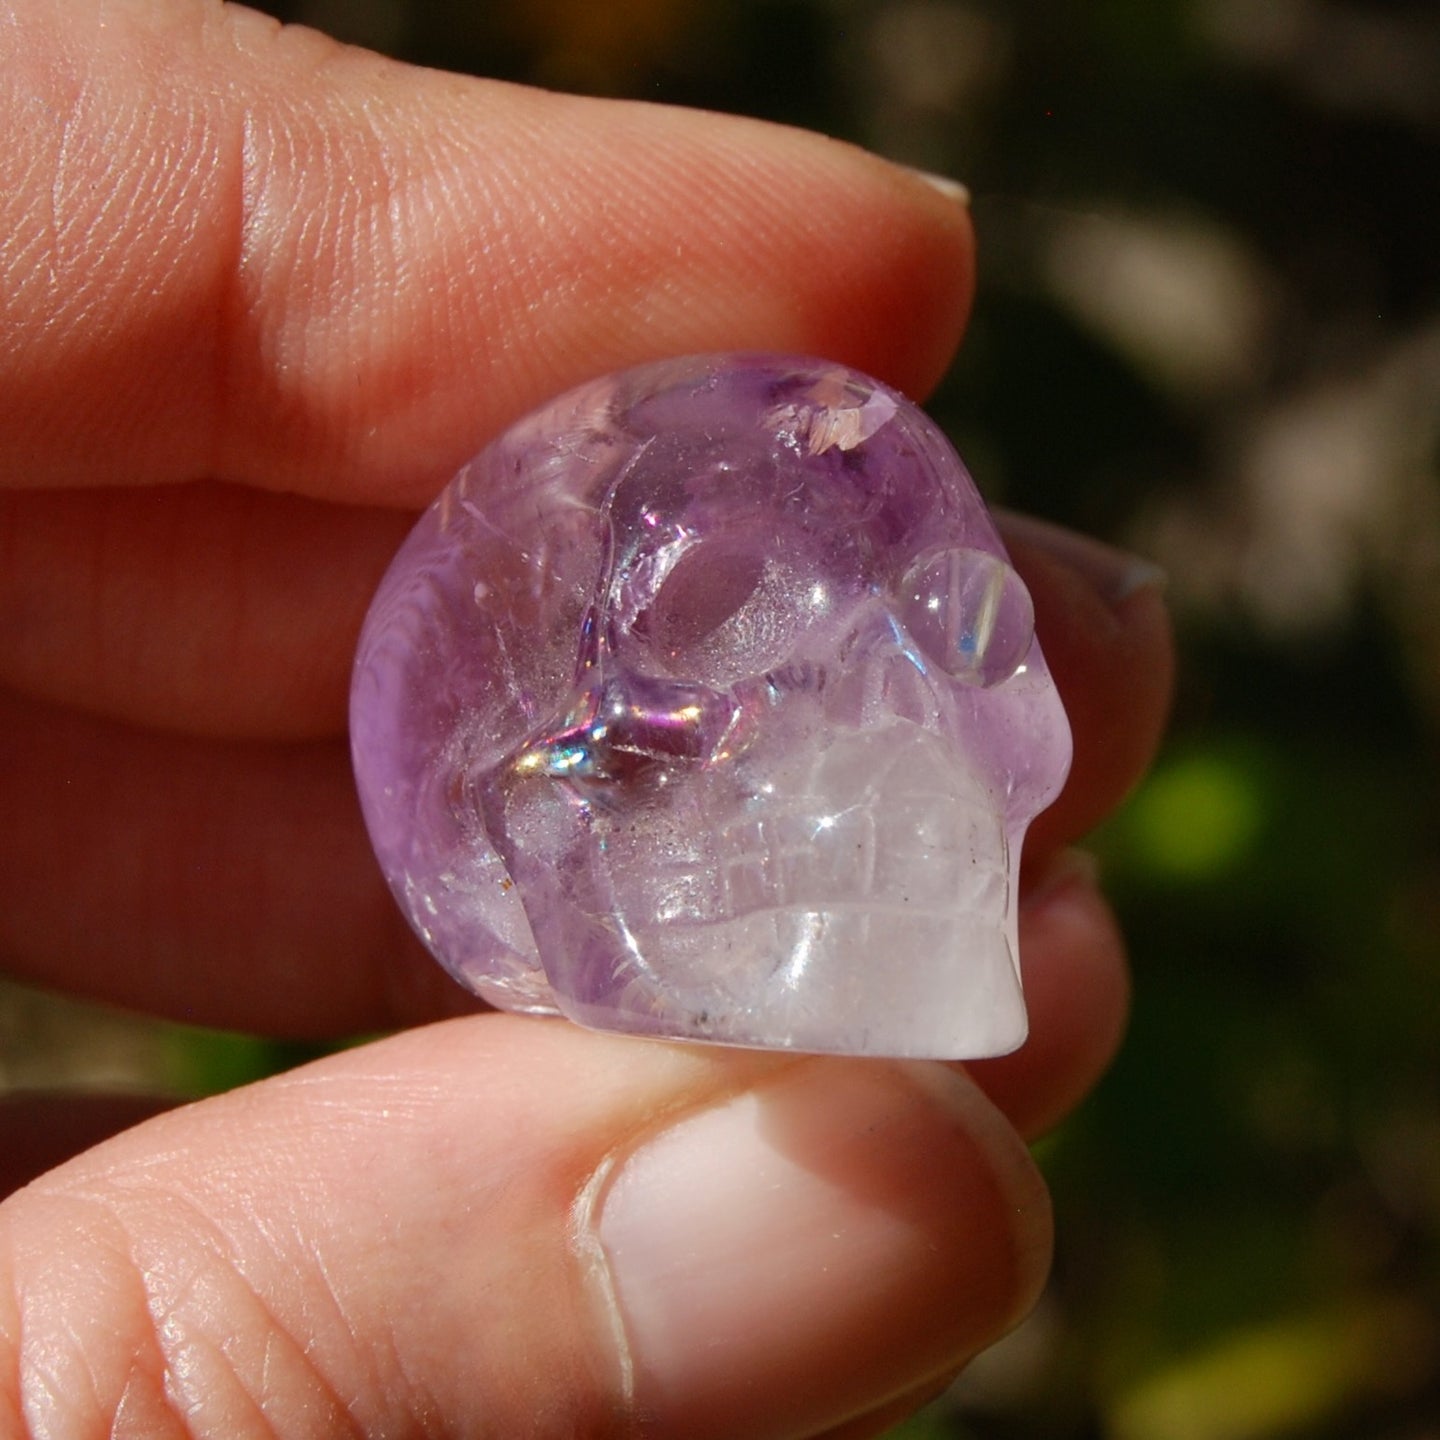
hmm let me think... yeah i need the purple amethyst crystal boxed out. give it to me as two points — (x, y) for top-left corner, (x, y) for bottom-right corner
(350, 355), (1071, 1057)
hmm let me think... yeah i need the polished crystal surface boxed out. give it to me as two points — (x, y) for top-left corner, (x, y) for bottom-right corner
(351, 355), (1071, 1057)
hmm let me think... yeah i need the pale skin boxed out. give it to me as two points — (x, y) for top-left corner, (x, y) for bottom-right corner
(0, 3), (1174, 1437)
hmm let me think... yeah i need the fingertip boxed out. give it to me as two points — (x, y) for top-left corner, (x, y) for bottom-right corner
(1001, 517), (1175, 854)
(812, 1370), (961, 1439)
(784, 145), (976, 402)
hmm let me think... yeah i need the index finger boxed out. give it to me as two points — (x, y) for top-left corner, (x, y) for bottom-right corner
(0, 0), (973, 502)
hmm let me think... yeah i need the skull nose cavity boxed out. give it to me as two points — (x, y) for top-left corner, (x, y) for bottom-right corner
(514, 668), (743, 784)
(898, 546), (1036, 688)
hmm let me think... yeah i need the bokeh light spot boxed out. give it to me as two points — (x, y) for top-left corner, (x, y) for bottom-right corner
(1125, 753), (1265, 880)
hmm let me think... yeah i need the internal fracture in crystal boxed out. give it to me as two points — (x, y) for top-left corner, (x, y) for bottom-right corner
(350, 355), (1071, 1057)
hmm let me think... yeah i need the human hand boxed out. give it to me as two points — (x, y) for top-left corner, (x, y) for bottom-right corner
(0, 4), (1172, 1436)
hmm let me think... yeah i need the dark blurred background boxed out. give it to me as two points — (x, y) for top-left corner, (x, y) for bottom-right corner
(4, 1), (1437, 1434)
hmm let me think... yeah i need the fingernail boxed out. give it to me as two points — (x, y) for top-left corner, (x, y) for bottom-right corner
(906, 167), (972, 207)
(996, 510), (1166, 608)
(583, 1061), (1049, 1440)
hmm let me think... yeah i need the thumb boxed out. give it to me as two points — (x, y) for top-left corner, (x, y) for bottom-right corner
(1, 1018), (1049, 1440)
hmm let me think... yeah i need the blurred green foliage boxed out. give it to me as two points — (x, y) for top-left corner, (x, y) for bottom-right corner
(137, 0), (1440, 1433)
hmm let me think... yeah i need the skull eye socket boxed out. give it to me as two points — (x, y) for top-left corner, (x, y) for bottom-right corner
(631, 541), (803, 685)
(647, 544), (766, 652)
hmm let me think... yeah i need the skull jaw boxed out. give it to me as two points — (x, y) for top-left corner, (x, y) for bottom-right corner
(552, 909), (1029, 1059)
(493, 725), (1035, 1060)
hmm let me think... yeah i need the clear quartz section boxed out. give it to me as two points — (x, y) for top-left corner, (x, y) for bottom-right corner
(350, 355), (1072, 1058)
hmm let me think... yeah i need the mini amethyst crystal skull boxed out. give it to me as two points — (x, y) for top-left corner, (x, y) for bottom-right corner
(351, 355), (1070, 1057)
